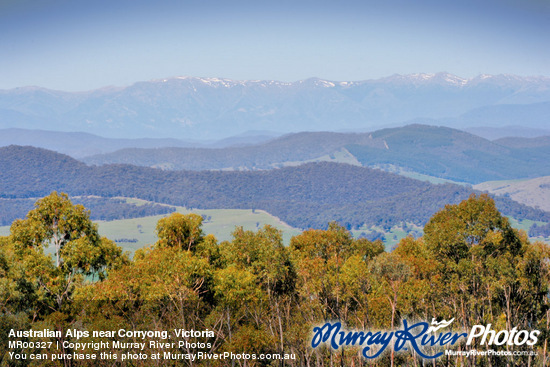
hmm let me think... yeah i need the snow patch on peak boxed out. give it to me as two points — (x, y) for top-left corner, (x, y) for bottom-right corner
(410, 73), (436, 80)
(198, 77), (229, 85)
(317, 80), (336, 88)
(435, 73), (468, 86)
(142, 73), (550, 91)
(381, 72), (471, 86)
(297, 78), (338, 88)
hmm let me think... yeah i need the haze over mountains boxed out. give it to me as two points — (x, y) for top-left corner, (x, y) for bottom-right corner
(77, 124), (550, 184)
(0, 128), (279, 158)
(1, 73), (549, 140)
(2, 72), (550, 241)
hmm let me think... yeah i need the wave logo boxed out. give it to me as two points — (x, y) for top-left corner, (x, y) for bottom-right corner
(427, 318), (455, 333)
(311, 319), (466, 360)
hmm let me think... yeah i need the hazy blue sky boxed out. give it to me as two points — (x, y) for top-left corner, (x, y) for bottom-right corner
(1, 0), (549, 91)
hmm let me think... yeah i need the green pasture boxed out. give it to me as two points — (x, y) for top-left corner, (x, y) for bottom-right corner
(2, 205), (548, 256)
(97, 207), (302, 256)
(0, 204), (302, 256)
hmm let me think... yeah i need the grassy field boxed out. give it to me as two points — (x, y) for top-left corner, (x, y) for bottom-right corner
(508, 217), (541, 232)
(275, 148), (362, 168)
(97, 206), (302, 255)
(474, 178), (531, 190)
(369, 163), (469, 185)
(351, 222), (424, 251)
(508, 217), (550, 243)
(0, 201), (302, 256)
(2, 199), (547, 255)
(474, 176), (550, 212)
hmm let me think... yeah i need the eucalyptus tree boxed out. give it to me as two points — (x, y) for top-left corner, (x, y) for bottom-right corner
(9, 192), (125, 311)
(422, 194), (550, 365)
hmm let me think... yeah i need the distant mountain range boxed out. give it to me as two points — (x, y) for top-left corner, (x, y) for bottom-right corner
(463, 126), (550, 140)
(0, 128), (280, 158)
(1, 145), (548, 231)
(80, 124), (550, 184)
(2, 124), (548, 185)
(1, 73), (549, 140)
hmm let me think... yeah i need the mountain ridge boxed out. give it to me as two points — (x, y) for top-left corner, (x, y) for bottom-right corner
(2, 73), (549, 140)
(81, 124), (550, 184)
(0, 128), (281, 158)
(1, 145), (549, 232)
(6, 72), (549, 93)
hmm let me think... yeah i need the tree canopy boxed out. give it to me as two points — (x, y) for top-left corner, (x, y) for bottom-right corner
(1, 192), (549, 366)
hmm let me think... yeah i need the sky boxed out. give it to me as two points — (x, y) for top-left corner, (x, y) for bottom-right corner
(1, 0), (549, 91)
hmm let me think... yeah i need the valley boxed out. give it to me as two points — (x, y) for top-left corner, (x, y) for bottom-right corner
(2, 135), (550, 250)
(2, 74), (550, 250)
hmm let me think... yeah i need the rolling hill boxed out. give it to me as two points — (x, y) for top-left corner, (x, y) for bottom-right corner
(346, 125), (550, 183)
(82, 131), (372, 170)
(1, 145), (548, 232)
(0, 128), (280, 158)
(82, 125), (550, 184)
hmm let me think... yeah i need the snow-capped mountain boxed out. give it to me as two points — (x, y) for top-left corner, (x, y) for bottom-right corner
(1, 73), (549, 140)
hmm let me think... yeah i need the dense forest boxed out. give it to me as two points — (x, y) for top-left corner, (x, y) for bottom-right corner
(1, 192), (549, 366)
(2, 146), (549, 232)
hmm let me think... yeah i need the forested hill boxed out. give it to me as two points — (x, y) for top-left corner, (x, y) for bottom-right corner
(1, 145), (549, 230)
(82, 131), (373, 171)
(81, 124), (550, 184)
